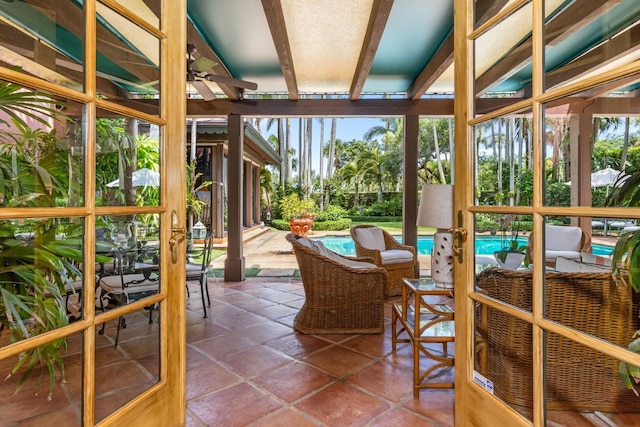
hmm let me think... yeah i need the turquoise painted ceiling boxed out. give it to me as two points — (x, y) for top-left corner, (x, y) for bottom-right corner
(0, 1), (638, 100)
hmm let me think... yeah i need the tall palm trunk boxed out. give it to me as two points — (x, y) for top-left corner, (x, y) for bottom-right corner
(432, 118), (445, 183)
(278, 118), (285, 188)
(286, 118), (291, 182)
(298, 118), (303, 188)
(305, 118), (312, 194)
(319, 118), (324, 210)
(621, 117), (630, 170)
(325, 118), (337, 207)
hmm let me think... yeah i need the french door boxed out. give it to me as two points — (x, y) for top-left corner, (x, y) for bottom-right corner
(455, 1), (640, 426)
(0, 1), (186, 425)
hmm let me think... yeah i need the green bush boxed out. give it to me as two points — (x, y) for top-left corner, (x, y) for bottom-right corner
(312, 218), (352, 231)
(364, 196), (403, 216)
(315, 205), (347, 222)
(270, 218), (352, 232)
(347, 215), (402, 222)
(270, 219), (291, 231)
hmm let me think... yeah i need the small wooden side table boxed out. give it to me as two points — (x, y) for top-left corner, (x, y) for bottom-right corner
(392, 277), (455, 398)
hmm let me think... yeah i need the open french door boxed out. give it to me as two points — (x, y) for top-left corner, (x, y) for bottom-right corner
(454, 1), (640, 426)
(0, 1), (186, 425)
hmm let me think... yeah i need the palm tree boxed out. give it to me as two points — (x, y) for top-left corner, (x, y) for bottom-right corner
(324, 117), (337, 208)
(338, 160), (365, 209)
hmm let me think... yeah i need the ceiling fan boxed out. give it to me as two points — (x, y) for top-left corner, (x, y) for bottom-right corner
(187, 43), (257, 101)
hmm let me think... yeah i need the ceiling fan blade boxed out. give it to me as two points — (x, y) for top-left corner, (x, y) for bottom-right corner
(205, 74), (258, 91)
(191, 79), (217, 101)
(191, 56), (217, 73)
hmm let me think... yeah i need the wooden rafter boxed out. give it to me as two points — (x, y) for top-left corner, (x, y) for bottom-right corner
(349, 0), (394, 100)
(407, 0), (509, 99)
(261, 0), (298, 100)
(475, 0), (620, 96)
(546, 23), (640, 91)
(186, 20), (239, 100)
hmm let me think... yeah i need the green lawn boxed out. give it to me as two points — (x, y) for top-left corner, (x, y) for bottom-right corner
(351, 220), (436, 234)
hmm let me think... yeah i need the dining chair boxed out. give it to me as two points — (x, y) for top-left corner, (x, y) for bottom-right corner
(97, 247), (159, 346)
(186, 233), (214, 318)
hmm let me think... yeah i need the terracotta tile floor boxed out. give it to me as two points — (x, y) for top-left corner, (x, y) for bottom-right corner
(186, 277), (453, 427)
(2, 272), (639, 425)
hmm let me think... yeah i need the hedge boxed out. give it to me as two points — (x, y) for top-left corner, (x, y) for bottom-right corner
(270, 218), (352, 232)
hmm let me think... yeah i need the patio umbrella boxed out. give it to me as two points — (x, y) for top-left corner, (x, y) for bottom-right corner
(106, 167), (160, 188)
(566, 168), (629, 236)
(590, 167), (628, 188)
(565, 167), (628, 188)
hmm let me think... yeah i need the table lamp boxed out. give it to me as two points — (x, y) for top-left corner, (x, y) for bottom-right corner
(417, 184), (454, 288)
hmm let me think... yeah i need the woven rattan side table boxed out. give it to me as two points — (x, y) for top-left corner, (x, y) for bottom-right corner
(391, 277), (455, 398)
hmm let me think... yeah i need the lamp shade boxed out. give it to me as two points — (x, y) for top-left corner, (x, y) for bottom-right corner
(417, 184), (454, 229)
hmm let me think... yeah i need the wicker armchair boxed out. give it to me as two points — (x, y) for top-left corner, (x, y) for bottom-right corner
(286, 233), (387, 334)
(350, 225), (416, 296)
(475, 267), (640, 412)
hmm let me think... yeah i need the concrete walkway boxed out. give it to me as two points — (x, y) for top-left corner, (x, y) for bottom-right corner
(210, 228), (432, 277)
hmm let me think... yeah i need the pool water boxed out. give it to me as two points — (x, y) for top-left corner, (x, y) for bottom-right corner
(314, 235), (614, 257)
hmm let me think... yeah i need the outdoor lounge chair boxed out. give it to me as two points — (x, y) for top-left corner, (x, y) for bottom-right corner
(350, 225), (417, 296)
(286, 233), (387, 334)
(527, 224), (591, 267)
(475, 267), (640, 412)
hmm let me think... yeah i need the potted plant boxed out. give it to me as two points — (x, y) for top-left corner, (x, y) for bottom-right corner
(605, 172), (640, 393)
(279, 193), (316, 238)
(494, 215), (529, 270)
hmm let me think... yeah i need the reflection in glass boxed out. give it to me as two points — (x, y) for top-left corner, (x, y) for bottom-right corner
(0, 331), (83, 425)
(544, 331), (640, 415)
(95, 109), (161, 208)
(543, 76), (640, 210)
(544, 0), (640, 92)
(473, 113), (532, 207)
(0, 217), (85, 347)
(95, 303), (160, 422)
(95, 214), (161, 318)
(473, 299), (533, 422)
(0, 84), (85, 208)
(96, 2), (160, 115)
(474, 1), (532, 99)
(474, 213), (531, 271)
(0, 1), (84, 91)
(111, 0), (161, 29)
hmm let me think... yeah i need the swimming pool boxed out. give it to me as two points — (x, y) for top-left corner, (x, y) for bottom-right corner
(314, 235), (614, 256)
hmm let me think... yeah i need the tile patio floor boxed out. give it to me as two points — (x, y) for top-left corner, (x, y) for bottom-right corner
(186, 276), (454, 427)
(1, 229), (636, 426)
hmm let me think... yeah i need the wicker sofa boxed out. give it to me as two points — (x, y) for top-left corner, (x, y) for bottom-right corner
(350, 225), (417, 296)
(286, 233), (388, 334)
(475, 267), (640, 412)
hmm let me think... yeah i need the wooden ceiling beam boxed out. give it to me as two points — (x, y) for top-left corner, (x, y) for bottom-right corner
(407, 0), (509, 99)
(186, 20), (238, 100)
(475, 0), (620, 96)
(545, 23), (640, 91)
(349, 0), (394, 100)
(186, 97), (519, 116)
(261, 0), (298, 100)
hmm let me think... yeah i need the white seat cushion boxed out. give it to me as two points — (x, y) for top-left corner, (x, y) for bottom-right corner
(380, 249), (413, 265)
(313, 240), (376, 269)
(354, 227), (386, 251)
(186, 263), (203, 275)
(545, 250), (580, 263)
(545, 225), (582, 251)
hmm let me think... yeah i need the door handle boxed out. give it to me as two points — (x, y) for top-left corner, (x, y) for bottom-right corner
(452, 210), (468, 263)
(169, 210), (186, 263)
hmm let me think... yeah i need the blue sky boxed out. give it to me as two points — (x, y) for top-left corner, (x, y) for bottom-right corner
(258, 117), (386, 175)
